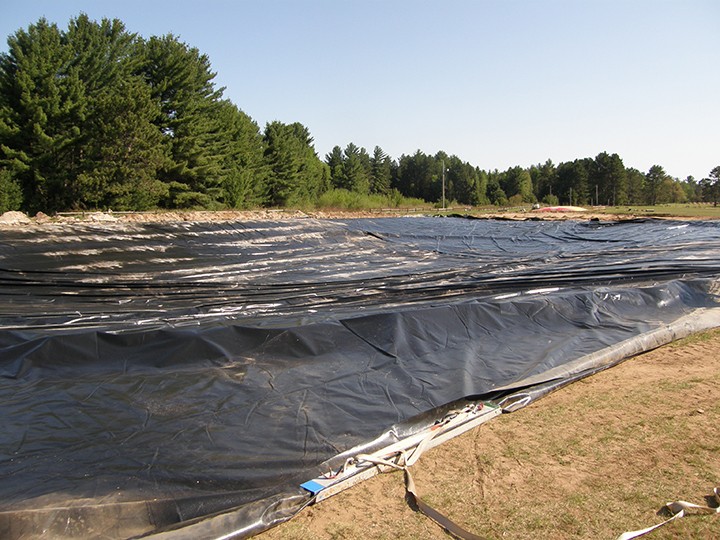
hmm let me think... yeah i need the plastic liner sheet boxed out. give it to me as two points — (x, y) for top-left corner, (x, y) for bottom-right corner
(1, 217), (720, 539)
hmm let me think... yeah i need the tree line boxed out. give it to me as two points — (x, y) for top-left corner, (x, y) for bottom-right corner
(1, 15), (718, 214)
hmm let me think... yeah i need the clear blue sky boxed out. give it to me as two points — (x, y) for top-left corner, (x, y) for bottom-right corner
(2, 0), (718, 180)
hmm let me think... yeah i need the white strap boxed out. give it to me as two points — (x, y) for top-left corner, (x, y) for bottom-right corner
(617, 487), (720, 540)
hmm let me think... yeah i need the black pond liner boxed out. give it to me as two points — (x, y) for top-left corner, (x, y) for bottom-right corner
(1, 217), (719, 539)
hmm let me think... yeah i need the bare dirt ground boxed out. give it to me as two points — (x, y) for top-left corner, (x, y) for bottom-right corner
(262, 331), (720, 540)
(0, 208), (694, 227)
(3, 204), (719, 229)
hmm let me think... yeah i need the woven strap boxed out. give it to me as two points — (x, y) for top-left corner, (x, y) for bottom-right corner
(617, 487), (720, 540)
(356, 453), (487, 540)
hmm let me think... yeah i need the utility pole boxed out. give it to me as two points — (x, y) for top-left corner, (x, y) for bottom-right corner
(442, 159), (446, 210)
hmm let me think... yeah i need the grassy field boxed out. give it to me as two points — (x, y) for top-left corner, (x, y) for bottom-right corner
(599, 204), (720, 219)
(466, 203), (720, 220)
(262, 329), (720, 540)
(435, 203), (720, 219)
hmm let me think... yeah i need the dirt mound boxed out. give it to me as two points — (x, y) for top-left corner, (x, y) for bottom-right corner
(0, 211), (31, 224)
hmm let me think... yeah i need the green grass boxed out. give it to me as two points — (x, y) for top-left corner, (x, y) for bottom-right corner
(598, 203), (720, 219)
(288, 189), (432, 212)
(667, 327), (720, 349)
(465, 203), (720, 219)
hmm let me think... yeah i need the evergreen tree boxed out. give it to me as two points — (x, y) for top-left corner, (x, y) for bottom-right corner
(340, 142), (370, 194)
(556, 160), (590, 205)
(517, 169), (535, 203)
(396, 151), (437, 201)
(75, 78), (168, 209)
(325, 145), (344, 189)
(475, 168), (489, 205)
(591, 152), (627, 206)
(531, 159), (557, 202)
(65, 15), (167, 209)
(0, 168), (22, 211)
(136, 34), (225, 207)
(444, 157), (461, 204)
(0, 18), (75, 212)
(486, 172), (508, 206)
(216, 100), (266, 209)
(0, 15), (168, 211)
(370, 146), (392, 195)
(263, 121), (328, 206)
(443, 156), (480, 205)
(358, 146), (372, 187)
(625, 167), (645, 204)
(644, 165), (667, 205)
(500, 166), (535, 203)
(700, 166), (720, 206)
(263, 121), (302, 206)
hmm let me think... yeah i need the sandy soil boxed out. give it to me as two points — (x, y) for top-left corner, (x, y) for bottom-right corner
(0, 208), (684, 227)
(1, 203), (717, 232)
(262, 333), (720, 540)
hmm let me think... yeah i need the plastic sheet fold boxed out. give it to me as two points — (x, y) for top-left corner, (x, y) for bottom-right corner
(1, 217), (720, 539)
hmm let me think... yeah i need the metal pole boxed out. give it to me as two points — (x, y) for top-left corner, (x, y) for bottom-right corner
(442, 159), (446, 209)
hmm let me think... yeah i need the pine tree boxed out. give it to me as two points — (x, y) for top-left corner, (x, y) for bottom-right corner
(700, 166), (720, 206)
(263, 121), (328, 206)
(74, 78), (168, 209)
(475, 168), (489, 205)
(591, 152), (627, 206)
(396, 151), (436, 201)
(325, 145), (344, 189)
(340, 143), (370, 194)
(64, 15), (167, 209)
(370, 146), (392, 195)
(136, 34), (225, 207)
(625, 168), (645, 204)
(644, 165), (667, 206)
(556, 160), (590, 205)
(216, 100), (266, 208)
(531, 160), (557, 202)
(501, 166), (536, 203)
(0, 18), (74, 212)
(486, 173), (508, 206)
(0, 15), (168, 211)
(0, 168), (22, 211)
(448, 159), (482, 205)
